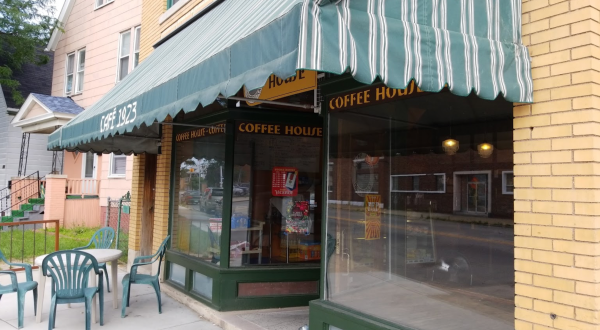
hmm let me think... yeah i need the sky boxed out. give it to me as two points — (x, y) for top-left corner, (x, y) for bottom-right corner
(53, 0), (66, 18)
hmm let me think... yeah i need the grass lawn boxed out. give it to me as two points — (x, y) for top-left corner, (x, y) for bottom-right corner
(0, 226), (129, 269)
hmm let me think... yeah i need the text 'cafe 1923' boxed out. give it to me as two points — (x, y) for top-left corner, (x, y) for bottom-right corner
(47, 1), (533, 330)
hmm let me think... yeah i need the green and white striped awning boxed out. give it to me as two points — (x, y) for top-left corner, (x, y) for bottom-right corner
(49, 0), (532, 154)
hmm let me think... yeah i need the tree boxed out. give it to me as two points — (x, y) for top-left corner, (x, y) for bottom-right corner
(0, 0), (58, 105)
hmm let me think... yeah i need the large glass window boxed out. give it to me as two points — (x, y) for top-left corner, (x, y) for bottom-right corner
(229, 121), (323, 267)
(172, 123), (226, 264)
(325, 86), (514, 330)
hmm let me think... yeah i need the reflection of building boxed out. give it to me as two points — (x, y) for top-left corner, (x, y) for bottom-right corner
(45, 1), (600, 330)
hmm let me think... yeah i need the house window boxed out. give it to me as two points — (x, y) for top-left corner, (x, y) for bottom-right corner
(109, 154), (127, 177)
(76, 49), (86, 93)
(391, 173), (446, 193)
(167, 0), (181, 9)
(65, 53), (75, 95)
(117, 26), (141, 81)
(133, 26), (141, 69)
(502, 171), (514, 194)
(95, 0), (114, 9)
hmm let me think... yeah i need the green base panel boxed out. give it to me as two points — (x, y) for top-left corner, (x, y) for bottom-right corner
(28, 198), (45, 205)
(20, 204), (33, 211)
(1, 216), (13, 223)
(11, 210), (24, 217)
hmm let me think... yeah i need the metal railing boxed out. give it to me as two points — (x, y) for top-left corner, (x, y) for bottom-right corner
(0, 219), (60, 271)
(66, 179), (100, 196)
(0, 171), (41, 217)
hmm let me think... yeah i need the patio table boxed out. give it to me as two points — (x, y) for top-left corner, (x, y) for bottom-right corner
(34, 249), (122, 323)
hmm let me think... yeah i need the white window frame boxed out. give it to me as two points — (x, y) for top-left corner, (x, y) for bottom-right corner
(64, 52), (75, 95)
(94, 0), (114, 10)
(133, 26), (141, 70)
(390, 173), (446, 194)
(81, 152), (97, 179)
(109, 154), (127, 178)
(502, 171), (514, 195)
(116, 26), (141, 82)
(75, 48), (86, 93)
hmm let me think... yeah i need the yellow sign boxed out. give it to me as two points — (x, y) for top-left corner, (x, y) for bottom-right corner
(329, 81), (426, 111)
(237, 122), (322, 137)
(365, 194), (381, 240)
(244, 70), (317, 106)
(175, 123), (225, 142)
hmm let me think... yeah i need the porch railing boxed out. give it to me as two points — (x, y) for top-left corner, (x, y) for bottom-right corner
(0, 171), (41, 217)
(66, 179), (100, 196)
(0, 219), (60, 271)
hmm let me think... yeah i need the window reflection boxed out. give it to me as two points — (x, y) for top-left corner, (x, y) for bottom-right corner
(230, 121), (323, 267)
(326, 92), (514, 330)
(172, 125), (226, 264)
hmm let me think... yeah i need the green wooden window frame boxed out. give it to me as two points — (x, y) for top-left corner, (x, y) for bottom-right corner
(167, 0), (180, 9)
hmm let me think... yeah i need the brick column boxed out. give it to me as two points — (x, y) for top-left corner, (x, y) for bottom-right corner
(43, 175), (67, 227)
(153, 117), (172, 276)
(128, 154), (146, 269)
(515, 2), (600, 329)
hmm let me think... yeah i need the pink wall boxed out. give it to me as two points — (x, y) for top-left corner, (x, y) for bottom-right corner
(99, 155), (133, 206)
(51, 0), (142, 109)
(63, 151), (82, 179)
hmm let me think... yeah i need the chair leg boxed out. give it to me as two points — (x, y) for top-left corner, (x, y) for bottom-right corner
(121, 282), (130, 318)
(48, 296), (57, 330)
(84, 299), (91, 330)
(99, 289), (104, 326)
(151, 280), (162, 314)
(33, 288), (38, 316)
(102, 264), (110, 292)
(17, 290), (25, 329)
(126, 283), (131, 307)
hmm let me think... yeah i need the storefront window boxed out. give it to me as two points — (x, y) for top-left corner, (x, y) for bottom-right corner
(229, 121), (323, 267)
(172, 123), (226, 264)
(325, 86), (514, 330)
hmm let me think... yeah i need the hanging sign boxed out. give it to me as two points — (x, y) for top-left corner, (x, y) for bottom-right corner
(365, 194), (381, 240)
(244, 70), (317, 106)
(272, 167), (298, 197)
(328, 81), (427, 111)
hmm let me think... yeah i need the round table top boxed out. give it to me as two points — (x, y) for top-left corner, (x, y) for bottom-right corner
(34, 249), (123, 266)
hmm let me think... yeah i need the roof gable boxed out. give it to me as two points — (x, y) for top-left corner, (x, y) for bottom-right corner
(46, 0), (77, 51)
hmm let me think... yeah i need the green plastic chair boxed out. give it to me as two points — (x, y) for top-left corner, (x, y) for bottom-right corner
(74, 227), (115, 292)
(121, 235), (170, 318)
(42, 250), (104, 330)
(0, 249), (38, 329)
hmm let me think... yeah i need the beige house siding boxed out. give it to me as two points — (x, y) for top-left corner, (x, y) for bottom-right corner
(24, 103), (49, 120)
(139, 0), (212, 61)
(52, 0), (142, 109)
(515, 1), (600, 329)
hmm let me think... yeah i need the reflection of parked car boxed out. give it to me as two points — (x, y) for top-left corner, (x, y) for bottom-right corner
(181, 191), (201, 205)
(233, 186), (244, 196)
(234, 183), (250, 195)
(201, 188), (224, 214)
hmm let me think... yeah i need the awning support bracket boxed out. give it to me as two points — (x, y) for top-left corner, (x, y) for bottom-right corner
(217, 96), (315, 110)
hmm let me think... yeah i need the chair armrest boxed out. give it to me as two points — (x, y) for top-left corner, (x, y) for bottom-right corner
(133, 250), (161, 264)
(5, 262), (34, 282)
(129, 259), (158, 281)
(73, 242), (92, 250)
(0, 270), (18, 291)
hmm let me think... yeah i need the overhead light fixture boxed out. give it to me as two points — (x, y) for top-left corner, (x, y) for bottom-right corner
(478, 142), (494, 158)
(442, 139), (459, 155)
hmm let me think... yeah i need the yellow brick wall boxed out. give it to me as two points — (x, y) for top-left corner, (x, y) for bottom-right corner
(128, 154), (146, 252)
(154, 116), (173, 253)
(515, 1), (600, 329)
(140, 0), (213, 62)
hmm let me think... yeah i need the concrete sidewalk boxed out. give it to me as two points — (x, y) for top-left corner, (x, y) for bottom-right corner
(0, 266), (309, 330)
(0, 267), (221, 330)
